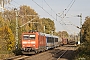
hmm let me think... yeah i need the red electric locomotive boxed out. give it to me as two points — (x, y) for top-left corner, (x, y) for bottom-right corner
(21, 31), (46, 54)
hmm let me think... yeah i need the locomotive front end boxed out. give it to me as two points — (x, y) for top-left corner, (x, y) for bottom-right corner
(21, 33), (37, 54)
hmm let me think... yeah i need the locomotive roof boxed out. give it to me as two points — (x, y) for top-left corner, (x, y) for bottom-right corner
(45, 34), (56, 37)
(38, 32), (45, 36)
(22, 32), (59, 38)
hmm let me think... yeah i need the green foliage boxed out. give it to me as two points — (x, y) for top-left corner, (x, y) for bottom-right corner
(62, 31), (69, 38)
(0, 5), (56, 55)
(0, 16), (15, 53)
(3, 5), (56, 34)
(82, 16), (90, 42)
(19, 5), (39, 32)
(76, 42), (90, 60)
(0, 16), (5, 27)
(57, 31), (69, 38)
(3, 9), (16, 35)
(76, 16), (90, 59)
(40, 18), (55, 34)
(0, 25), (15, 51)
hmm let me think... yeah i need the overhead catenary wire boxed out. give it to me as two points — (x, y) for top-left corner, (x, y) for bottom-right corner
(43, 0), (76, 25)
(44, 0), (67, 25)
(32, 0), (56, 20)
(11, 0), (67, 25)
(31, 0), (68, 32)
(10, 0), (22, 9)
(65, 0), (78, 28)
(56, 0), (77, 34)
(11, 0), (77, 30)
(42, 0), (69, 31)
(56, 0), (76, 26)
(8, 0), (77, 34)
(44, 0), (56, 14)
(13, 0), (21, 6)
(57, 0), (76, 18)
(4, 0), (20, 10)
(65, 0), (75, 12)
(58, 0), (76, 26)
(65, 0), (76, 15)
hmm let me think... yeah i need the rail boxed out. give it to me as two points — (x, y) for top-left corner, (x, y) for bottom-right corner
(4, 55), (29, 60)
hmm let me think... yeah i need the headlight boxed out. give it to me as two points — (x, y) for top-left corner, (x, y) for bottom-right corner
(22, 41), (27, 44)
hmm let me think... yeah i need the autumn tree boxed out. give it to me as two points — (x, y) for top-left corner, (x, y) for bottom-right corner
(62, 31), (69, 38)
(77, 16), (90, 59)
(40, 18), (55, 34)
(0, 16), (15, 53)
(82, 16), (90, 43)
(0, 0), (12, 7)
(3, 9), (16, 34)
(19, 5), (39, 32)
(2, 5), (56, 50)
(57, 31), (69, 38)
(2, 25), (15, 51)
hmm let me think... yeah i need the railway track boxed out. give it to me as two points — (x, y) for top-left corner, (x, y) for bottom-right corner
(5, 45), (78, 60)
(56, 45), (77, 60)
(5, 55), (30, 60)
(57, 50), (68, 60)
(26, 47), (69, 60)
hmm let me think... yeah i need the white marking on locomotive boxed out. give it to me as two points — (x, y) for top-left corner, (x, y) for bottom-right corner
(31, 41), (35, 44)
(22, 41), (27, 44)
(28, 42), (31, 44)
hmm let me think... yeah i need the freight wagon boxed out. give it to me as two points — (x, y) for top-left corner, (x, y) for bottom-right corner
(62, 38), (68, 45)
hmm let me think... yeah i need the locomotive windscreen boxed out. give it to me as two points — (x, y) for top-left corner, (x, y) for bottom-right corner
(23, 34), (36, 40)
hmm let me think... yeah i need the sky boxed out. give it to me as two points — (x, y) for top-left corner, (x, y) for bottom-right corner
(5, 0), (90, 34)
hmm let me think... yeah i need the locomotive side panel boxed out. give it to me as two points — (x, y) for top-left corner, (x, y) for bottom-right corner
(38, 34), (46, 52)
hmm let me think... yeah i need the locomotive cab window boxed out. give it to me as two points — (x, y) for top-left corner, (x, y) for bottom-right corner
(23, 35), (30, 40)
(29, 34), (36, 39)
(23, 34), (36, 40)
